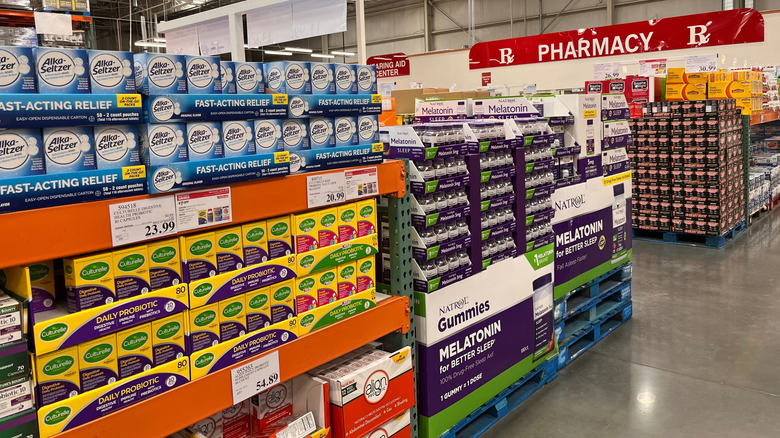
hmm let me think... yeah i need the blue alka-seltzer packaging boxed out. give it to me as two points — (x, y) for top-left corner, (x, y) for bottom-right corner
(88, 50), (135, 94)
(134, 53), (186, 95)
(356, 64), (377, 94)
(264, 61), (310, 94)
(140, 123), (188, 166)
(253, 119), (283, 152)
(334, 63), (356, 94)
(356, 114), (379, 144)
(310, 62), (334, 94)
(282, 119), (309, 151)
(221, 120), (255, 157)
(186, 122), (224, 161)
(333, 116), (357, 146)
(93, 125), (140, 169)
(235, 62), (264, 94)
(308, 117), (335, 149)
(185, 55), (222, 94)
(220, 61), (236, 94)
(0, 46), (36, 93)
(34, 47), (90, 93)
(42, 126), (96, 173)
(0, 128), (44, 178)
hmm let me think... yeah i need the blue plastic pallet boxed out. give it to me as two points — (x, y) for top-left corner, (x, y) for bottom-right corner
(632, 220), (746, 249)
(554, 262), (632, 322)
(554, 279), (631, 345)
(440, 358), (558, 438)
(557, 301), (633, 369)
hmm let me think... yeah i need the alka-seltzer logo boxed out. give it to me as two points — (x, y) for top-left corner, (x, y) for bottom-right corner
(363, 370), (389, 404)
(156, 321), (181, 339)
(152, 167), (176, 192)
(188, 125), (215, 154)
(80, 261), (110, 281)
(83, 343), (113, 363)
(283, 122), (303, 147)
(309, 119), (330, 145)
(96, 129), (129, 162)
(148, 56), (177, 88)
(218, 233), (240, 249)
(38, 51), (76, 86)
(335, 65), (353, 89)
(90, 53), (124, 87)
(554, 194), (585, 211)
(437, 298), (490, 332)
(357, 66), (373, 90)
(223, 123), (249, 152)
(236, 64), (260, 91)
(45, 131), (81, 165)
(118, 253), (145, 272)
(288, 97), (305, 118)
(358, 117), (376, 141)
(255, 121), (279, 149)
(0, 133), (31, 170)
(187, 58), (214, 89)
(149, 126), (178, 157)
(335, 118), (353, 143)
(151, 246), (176, 264)
(0, 49), (22, 87)
(285, 63), (306, 91)
(151, 97), (175, 122)
(122, 332), (149, 350)
(266, 66), (283, 89)
(311, 64), (331, 90)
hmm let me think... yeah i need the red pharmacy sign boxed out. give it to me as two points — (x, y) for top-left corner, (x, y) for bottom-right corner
(367, 53), (410, 78)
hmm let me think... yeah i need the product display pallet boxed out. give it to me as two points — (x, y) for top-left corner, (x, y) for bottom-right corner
(554, 262), (632, 323)
(557, 300), (633, 369)
(632, 220), (747, 249)
(439, 358), (558, 438)
(555, 279), (632, 345)
(772, 194), (780, 211)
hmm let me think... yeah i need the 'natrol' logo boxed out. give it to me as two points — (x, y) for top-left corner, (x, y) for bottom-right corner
(187, 58), (215, 89)
(43, 356), (74, 376)
(122, 332), (149, 350)
(218, 233), (240, 249)
(266, 67), (283, 89)
(95, 129), (130, 162)
(554, 194), (585, 211)
(83, 343), (113, 363)
(80, 262), (110, 281)
(118, 254), (145, 272)
(156, 321), (181, 339)
(236, 64), (260, 91)
(40, 323), (68, 342)
(364, 370), (389, 404)
(151, 247), (176, 263)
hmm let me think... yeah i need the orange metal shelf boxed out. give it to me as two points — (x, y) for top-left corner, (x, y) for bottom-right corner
(750, 111), (779, 125)
(53, 295), (410, 438)
(0, 160), (405, 269)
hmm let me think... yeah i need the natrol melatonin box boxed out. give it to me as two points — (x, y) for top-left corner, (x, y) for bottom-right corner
(356, 64), (377, 94)
(42, 126), (96, 173)
(265, 61), (310, 94)
(309, 117), (335, 149)
(333, 116), (357, 147)
(186, 121), (224, 161)
(134, 53), (186, 95)
(222, 120), (255, 157)
(282, 119), (309, 151)
(140, 123), (188, 166)
(185, 55), (222, 94)
(88, 50), (135, 94)
(34, 47), (90, 93)
(253, 119), (283, 152)
(334, 63), (356, 94)
(356, 114), (379, 144)
(235, 61), (264, 94)
(0, 46), (36, 93)
(220, 61), (236, 94)
(310, 62), (335, 94)
(93, 125), (140, 169)
(0, 128), (44, 178)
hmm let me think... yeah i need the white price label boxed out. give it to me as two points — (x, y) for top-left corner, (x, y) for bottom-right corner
(175, 187), (232, 232)
(685, 54), (718, 73)
(594, 62), (621, 80)
(307, 172), (346, 208)
(109, 196), (178, 246)
(345, 167), (379, 200)
(639, 58), (667, 77)
(230, 351), (280, 404)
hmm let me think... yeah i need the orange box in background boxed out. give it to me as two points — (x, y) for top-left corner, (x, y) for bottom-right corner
(708, 81), (751, 99)
(683, 73), (709, 84)
(666, 83), (706, 101)
(666, 68), (685, 84)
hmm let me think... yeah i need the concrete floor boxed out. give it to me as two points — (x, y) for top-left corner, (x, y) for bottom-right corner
(482, 209), (780, 438)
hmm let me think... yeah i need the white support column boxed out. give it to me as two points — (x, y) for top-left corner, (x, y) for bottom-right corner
(356, 0), (367, 64)
(321, 35), (329, 54)
(606, 0), (613, 25)
(228, 12), (245, 61)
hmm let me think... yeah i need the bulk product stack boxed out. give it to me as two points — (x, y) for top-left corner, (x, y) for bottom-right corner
(0, 285), (35, 438)
(749, 122), (780, 211)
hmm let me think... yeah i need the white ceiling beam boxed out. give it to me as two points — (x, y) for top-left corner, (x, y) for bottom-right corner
(157, 0), (289, 32)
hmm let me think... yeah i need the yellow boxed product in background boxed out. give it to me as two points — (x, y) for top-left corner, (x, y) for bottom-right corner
(296, 234), (379, 277)
(316, 268), (338, 306)
(297, 289), (377, 335)
(355, 198), (377, 237)
(356, 256), (376, 292)
(111, 245), (151, 300)
(116, 323), (153, 380)
(64, 252), (116, 313)
(215, 226), (244, 274)
(35, 346), (80, 407)
(189, 303), (221, 353)
(151, 312), (187, 367)
(147, 238), (183, 291)
(180, 232), (218, 283)
(666, 68), (685, 84)
(293, 210), (319, 254)
(317, 207), (339, 248)
(337, 203), (357, 242)
(683, 72), (708, 83)
(29, 260), (55, 312)
(295, 273), (319, 314)
(218, 294), (247, 342)
(241, 220), (269, 266)
(337, 261), (357, 299)
(270, 279), (295, 324)
(246, 287), (272, 333)
(267, 215), (294, 260)
(78, 334), (118, 392)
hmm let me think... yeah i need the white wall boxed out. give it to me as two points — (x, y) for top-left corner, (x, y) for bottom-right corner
(380, 11), (780, 92)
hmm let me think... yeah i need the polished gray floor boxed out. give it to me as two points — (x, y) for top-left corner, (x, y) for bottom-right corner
(482, 209), (780, 438)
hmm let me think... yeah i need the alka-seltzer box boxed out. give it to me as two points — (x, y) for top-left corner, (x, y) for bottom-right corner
(220, 61), (236, 94)
(134, 53), (186, 95)
(334, 116), (358, 147)
(267, 215), (293, 260)
(235, 61), (264, 94)
(356, 115), (379, 144)
(78, 334), (118, 392)
(181, 232), (217, 283)
(334, 63), (356, 94)
(0, 128), (44, 179)
(356, 256), (375, 292)
(294, 210), (319, 255)
(325, 346), (414, 438)
(140, 123), (188, 166)
(42, 126), (96, 174)
(309, 117), (335, 149)
(116, 323), (152, 380)
(88, 50), (135, 94)
(338, 203), (358, 242)
(64, 252), (116, 313)
(316, 268), (338, 306)
(282, 119), (310, 151)
(216, 226), (244, 274)
(36, 347), (80, 407)
(93, 125), (140, 169)
(147, 238), (183, 291)
(270, 279), (295, 324)
(189, 303), (220, 353)
(253, 119), (283, 153)
(265, 61), (311, 94)
(337, 262), (356, 299)
(219, 294), (246, 342)
(0, 46), (36, 93)
(356, 199), (377, 237)
(318, 207), (339, 248)
(222, 120), (256, 157)
(186, 121), (224, 161)
(185, 55), (222, 94)
(151, 312), (186, 367)
(356, 64), (377, 94)
(310, 62), (335, 94)
(246, 287), (272, 332)
(112, 245), (151, 301)
(242, 221), (269, 266)
(34, 47), (90, 93)
(29, 260), (56, 313)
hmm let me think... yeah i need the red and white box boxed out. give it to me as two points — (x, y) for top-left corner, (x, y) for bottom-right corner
(359, 410), (411, 438)
(585, 80), (607, 94)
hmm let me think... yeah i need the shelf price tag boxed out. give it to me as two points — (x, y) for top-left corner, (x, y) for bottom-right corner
(685, 54), (718, 73)
(230, 351), (280, 404)
(109, 196), (178, 246)
(593, 62), (621, 80)
(344, 167), (379, 200)
(307, 172), (347, 208)
(175, 187), (233, 232)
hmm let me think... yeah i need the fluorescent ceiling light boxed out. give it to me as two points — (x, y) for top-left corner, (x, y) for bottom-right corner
(192, 0), (205, 4)
(310, 53), (335, 59)
(373, 57), (391, 61)
(135, 41), (167, 48)
(284, 47), (313, 53)
(393, 54), (406, 58)
(265, 50), (293, 56)
(331, 51), (354, 56)
(153, 37), (166, 43)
